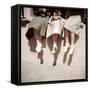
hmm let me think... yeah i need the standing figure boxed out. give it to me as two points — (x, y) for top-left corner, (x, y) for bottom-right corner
(64, 9), (84, 55)
(47, 9), (64, 54)
(26, 8), (49, 53)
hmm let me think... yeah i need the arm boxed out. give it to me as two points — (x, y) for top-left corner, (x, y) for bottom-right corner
(48, 16), (52, 24)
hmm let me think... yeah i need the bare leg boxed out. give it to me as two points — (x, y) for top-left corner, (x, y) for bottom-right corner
(33, 30), (42, 53)
(63, 28), (70, 53)
(70, 32), (75, 45)
(52, 34), (58, 44)
(51, 34), (58, 54)
(68, 32), (75, 55)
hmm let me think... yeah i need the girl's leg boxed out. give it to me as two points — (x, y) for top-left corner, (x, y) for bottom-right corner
(51, 34), (58, 54)
(68, 32), (75, 55)
(33, 29), (42, 53)
(70, 32), (75, 45)
(64, 28), (70, 53)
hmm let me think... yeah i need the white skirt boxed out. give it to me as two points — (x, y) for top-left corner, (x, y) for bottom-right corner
(64, 15), (81, 35)
(46, 19), (64, 38)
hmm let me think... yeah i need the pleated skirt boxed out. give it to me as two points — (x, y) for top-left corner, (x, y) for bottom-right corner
(64, 15), (81, 35)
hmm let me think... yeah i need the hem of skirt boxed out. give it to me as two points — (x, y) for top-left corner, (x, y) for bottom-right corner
(46, 32), (61, 38)
(64, 27), (79, 36)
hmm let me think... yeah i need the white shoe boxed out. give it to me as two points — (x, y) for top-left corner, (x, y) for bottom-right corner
(63, 43), (70, 53)
(68, 45), (75, 55)
(36, 44), (42, 53)
(51, 45), (58, 54)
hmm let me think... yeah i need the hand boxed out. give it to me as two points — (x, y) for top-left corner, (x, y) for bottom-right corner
(80, 23), (84, 28)
(48, 23), (51, 25)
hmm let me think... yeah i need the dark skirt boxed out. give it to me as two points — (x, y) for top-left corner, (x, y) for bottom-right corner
(25, 16), (49, 40)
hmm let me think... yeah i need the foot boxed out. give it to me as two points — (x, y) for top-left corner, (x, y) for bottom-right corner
(63, 43), (70, 53)
(68, 45), (75, 55)
(51, 45), (58, 54)
(36, 44), (42, 53)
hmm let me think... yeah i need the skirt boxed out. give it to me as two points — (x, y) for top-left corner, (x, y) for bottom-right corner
(46, 19), (64, 38)
(64, 15), (81, 35)
(26, 16), (49, 40)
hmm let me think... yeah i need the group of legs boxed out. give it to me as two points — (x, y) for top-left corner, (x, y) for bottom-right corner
(25, 13), (83, 66)
(33, 27), (75, 55)
(26, 9), (82, 58)
(64, 28), (75, 55)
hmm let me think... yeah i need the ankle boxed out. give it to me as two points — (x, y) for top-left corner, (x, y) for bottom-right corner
(53, 42), (57, 47)
(36, 40), (42, 47)
(68, 45), (75, 55)
(70, 44), (75, 48)
(65, 43), (70, 46)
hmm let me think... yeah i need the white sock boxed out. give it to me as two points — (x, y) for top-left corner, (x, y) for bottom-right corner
(51, 42), (58, 54)
(53, 42), (57, 48)
(63, 43), (70, 53)
(36, 40), (42, 53)
(68, 45), (75, 55)
(36, 40), (42, 47)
